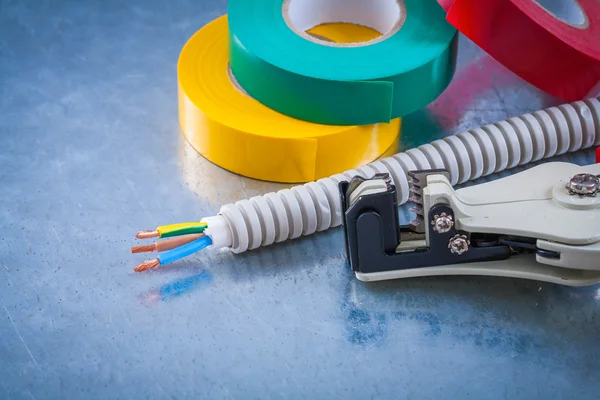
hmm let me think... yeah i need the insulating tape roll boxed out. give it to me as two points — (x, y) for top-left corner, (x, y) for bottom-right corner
(227, 0), (457, 125)
(439, 0), (600, 101)
(178, 16), (401, 184)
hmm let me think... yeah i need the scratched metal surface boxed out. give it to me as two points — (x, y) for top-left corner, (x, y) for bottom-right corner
(0, 0), (598, 399)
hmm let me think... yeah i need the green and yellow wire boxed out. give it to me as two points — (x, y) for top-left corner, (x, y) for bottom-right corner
(135, 222), (207, 239)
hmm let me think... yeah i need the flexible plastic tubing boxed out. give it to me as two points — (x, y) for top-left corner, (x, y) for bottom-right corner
(202, 98), (600, 254)
(158, 235), (213, 265)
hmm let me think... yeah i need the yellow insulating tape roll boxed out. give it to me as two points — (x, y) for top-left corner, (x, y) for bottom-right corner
(178, 15), (402, 184)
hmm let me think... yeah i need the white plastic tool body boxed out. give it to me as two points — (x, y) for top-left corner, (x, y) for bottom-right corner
(356, 162), (600, 286)
(425, 162), (600, 247)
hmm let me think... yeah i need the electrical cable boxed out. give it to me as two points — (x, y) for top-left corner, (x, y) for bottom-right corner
(131, 98), (600, 270)
(199, 98), (600, 254)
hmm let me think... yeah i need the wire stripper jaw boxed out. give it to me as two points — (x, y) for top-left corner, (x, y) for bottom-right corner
(340, 162), (600, 286)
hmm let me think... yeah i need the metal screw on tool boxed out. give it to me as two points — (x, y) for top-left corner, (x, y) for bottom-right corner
(448, 234), (470, 255)
(431, 213), (454, 234)
(566, 173), (600, 197)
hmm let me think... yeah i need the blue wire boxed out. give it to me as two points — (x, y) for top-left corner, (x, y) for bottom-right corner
(158, 235), (213, 265)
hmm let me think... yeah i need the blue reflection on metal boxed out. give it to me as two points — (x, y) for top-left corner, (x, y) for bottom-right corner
(143, 271), (213, 303)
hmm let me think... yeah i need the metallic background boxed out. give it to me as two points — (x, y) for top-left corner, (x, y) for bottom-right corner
(0, 0), (597, 398)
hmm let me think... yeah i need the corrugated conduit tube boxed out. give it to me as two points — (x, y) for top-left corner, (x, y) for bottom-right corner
(202, 98), (600, 253)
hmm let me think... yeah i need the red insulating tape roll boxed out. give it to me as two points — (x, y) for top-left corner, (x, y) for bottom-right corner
(439, 0), (600, 101)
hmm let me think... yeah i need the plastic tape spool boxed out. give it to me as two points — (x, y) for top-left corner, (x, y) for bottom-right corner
(227, 0), (457, 125)
(178, 16), (401, 184)
(438, 0), (600, 101)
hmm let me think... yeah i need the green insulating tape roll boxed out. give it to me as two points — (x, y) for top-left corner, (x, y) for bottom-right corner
(228, 0), (457, 125)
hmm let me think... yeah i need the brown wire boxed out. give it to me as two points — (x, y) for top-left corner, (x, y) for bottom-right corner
(130, 234), (204, 254)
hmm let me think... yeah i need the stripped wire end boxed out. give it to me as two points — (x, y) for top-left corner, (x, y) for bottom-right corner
(134, 259), (160, 273)
(131, 244), (156, 254)
(135, 230), (159, 239)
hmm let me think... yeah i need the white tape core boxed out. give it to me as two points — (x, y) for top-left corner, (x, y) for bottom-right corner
(533, 0), (589, 29)
(283, 0), (406, 47)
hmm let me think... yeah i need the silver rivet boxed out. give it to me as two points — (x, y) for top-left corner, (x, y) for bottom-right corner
(431, 213), (454, 234)
(448, 234), (470, 255)
(566, 173), (600, 197)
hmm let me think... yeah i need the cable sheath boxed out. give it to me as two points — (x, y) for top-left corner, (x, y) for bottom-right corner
(204, 98), (600, 253)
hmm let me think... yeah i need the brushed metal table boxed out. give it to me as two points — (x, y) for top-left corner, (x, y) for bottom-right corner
(0, 1), (598, 399)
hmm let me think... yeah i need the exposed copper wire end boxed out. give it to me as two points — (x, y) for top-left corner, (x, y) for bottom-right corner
(131, 244), (156, 254)
(134, 259), (160, 273)
(135, 230), (159, 239)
